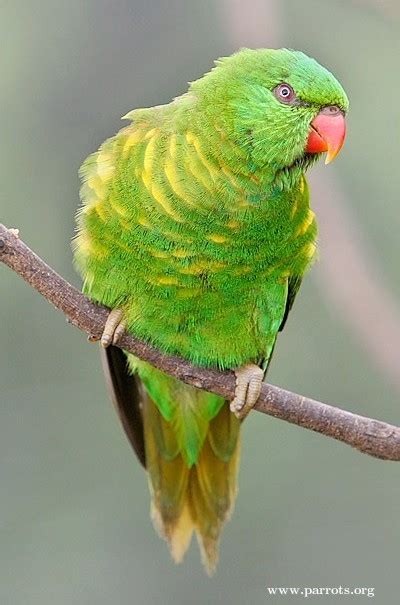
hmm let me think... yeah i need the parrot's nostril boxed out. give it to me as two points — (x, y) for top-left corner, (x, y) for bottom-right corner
(321, 105), (342, 116)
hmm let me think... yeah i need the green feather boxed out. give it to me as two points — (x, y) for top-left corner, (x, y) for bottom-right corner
(128, 357), (224, 466)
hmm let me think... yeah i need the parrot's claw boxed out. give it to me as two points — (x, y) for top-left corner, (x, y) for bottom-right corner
(101, 308), (126, 348)
(230, 364), (264, 420)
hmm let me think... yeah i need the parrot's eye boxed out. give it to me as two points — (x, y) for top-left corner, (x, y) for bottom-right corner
(273, 83), (296, 104)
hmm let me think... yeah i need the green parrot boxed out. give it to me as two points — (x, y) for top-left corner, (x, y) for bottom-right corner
(73, 48), (348, 573)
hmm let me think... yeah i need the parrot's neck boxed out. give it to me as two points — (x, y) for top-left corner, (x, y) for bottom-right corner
(187, 107), (313, 210)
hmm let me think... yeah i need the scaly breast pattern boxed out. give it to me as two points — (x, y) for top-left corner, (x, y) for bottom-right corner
(74, 121), (317, 368)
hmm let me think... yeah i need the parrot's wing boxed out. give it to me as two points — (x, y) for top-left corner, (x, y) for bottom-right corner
(260, 274), (303, 375)
(279, 274), (303, 332)
(100, 345), (146, 468)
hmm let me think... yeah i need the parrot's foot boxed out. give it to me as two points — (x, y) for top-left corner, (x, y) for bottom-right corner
(9, 228), (19, 238)
(101, 308), (126, 348)
(230, 364), (264, 420)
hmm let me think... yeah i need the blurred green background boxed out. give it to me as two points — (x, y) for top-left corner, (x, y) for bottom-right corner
(1, 1), (399, 603)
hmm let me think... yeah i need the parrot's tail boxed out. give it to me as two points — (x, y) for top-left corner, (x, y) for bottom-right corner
(142, 385), (241, 575)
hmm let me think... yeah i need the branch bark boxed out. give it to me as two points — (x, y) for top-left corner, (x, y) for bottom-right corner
(1, 223), (399, 461)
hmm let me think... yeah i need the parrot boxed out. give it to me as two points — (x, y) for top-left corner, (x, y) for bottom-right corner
(73, 48), (348, 574)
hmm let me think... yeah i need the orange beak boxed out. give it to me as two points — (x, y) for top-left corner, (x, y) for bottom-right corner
(305, 110), (346, 164)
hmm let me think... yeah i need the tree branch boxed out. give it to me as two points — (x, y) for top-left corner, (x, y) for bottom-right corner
(1, 223), (399, 462)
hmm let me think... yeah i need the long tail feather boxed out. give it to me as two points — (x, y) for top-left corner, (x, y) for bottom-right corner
(101, 349), (241, 573)
(142, 386), (240, 574)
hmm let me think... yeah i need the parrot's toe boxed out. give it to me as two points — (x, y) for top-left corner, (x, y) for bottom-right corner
(101, 308), (126, 348)
(230, 364), (264, 420)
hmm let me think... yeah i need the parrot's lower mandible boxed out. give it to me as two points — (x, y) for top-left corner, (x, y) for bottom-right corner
(73, 48), (348, 574)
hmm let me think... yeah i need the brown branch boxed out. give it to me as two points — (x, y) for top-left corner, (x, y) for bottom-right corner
(1, 223), (399, 462)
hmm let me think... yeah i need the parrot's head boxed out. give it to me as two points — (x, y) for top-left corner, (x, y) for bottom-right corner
(191, 48), (349, 173)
